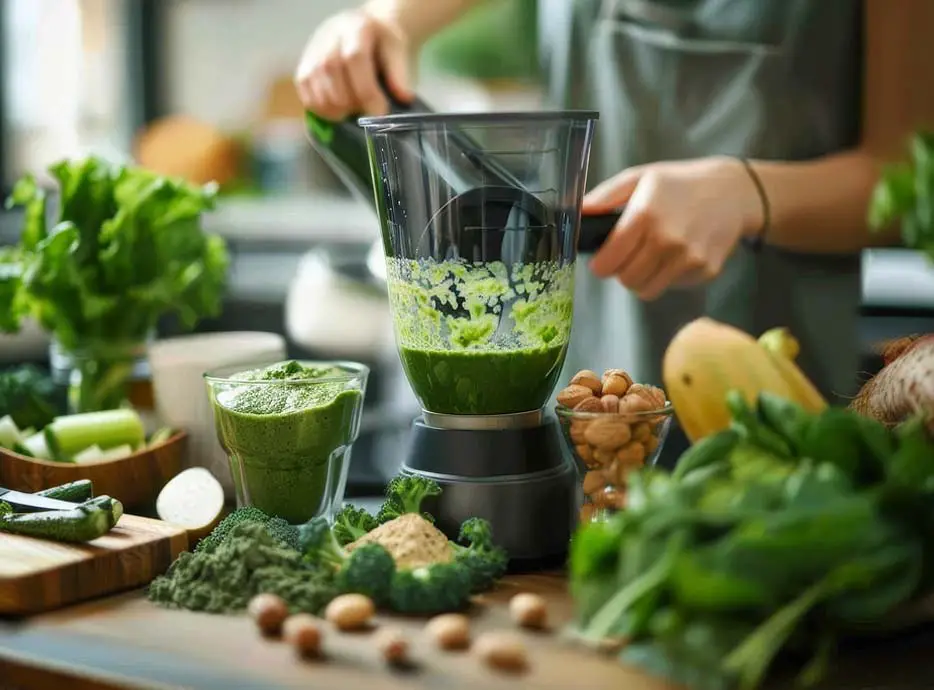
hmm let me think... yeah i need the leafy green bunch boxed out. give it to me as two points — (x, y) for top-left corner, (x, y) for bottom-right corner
(570, 391), (934, 690)
(0, 156), (229, 350)
(869, 132), (934, 261)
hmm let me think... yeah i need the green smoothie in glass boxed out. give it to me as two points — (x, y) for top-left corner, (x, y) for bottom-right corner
(206, 360), (367, 524)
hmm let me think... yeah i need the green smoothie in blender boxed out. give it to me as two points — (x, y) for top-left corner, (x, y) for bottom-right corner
(388, 257), (574, 415)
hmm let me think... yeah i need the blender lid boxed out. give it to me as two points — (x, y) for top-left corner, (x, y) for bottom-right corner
(358, 110), (600, 128)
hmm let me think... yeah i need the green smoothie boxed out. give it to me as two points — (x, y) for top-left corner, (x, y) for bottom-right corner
(399, 344), (566, 414)
(210, 361), (363, 524)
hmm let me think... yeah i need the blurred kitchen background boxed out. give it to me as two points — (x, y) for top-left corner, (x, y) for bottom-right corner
(0, 0), (931, 494)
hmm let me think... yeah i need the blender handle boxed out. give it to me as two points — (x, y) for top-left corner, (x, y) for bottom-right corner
(579, 211), (623, 253)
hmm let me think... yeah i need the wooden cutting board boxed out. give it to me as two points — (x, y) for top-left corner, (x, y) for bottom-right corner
(0, 515), (188, 616)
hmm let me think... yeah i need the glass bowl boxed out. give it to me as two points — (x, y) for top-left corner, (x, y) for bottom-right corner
(205, 360), (369, 524)
(556, 401), (673, 523)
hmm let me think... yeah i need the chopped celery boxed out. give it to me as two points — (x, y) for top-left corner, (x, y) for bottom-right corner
(44, 409), (145, 460)
(22, 431), (54, 460)
(19, 426), (35, 439)
(148, 427), (174, 447)
(0, 416), (20, 449)
(100, 444), (133, 461)
(73, 445), (105, 463)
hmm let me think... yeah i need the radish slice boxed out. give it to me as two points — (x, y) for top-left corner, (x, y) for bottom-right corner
(156, 467), (225, 534)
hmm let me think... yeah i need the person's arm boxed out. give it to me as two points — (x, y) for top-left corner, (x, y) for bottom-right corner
(364, 0), (490, 45)
(747, 0), (934, 253)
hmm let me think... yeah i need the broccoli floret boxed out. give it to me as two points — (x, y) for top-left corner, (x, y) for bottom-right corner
(300, 517), (395, 603)
(376, 476), (442, 524)
(195, 507), (299, 553)
(389, 562), (473, 614)
(298, 516), (346, 569)
(337, 543), (396, 604)
(0, 501), (11, 518)
(265, 516), (300, 551)
(451, 518), (509, 593)
(332, 505), (378, 546)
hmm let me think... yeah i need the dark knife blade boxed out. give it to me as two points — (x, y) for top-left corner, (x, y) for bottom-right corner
(0, 488), (79, 513)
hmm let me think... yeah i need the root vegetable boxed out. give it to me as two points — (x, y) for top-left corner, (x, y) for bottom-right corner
(375, 627), (409, 664)
(283, 614), (322, 657)
(473, 631), (528, 672)
(425, 613), (471, 650)
(509, 593), (548, 629)
(324, 593), (374, 631)
(850, 334), (934, 430)
(248, 593), (288, 636)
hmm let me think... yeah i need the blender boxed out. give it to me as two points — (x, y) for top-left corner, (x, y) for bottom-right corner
(306, 99), (617, 568)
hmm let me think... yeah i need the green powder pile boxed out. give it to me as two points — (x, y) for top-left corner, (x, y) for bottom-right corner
(148, 521), (337, 615)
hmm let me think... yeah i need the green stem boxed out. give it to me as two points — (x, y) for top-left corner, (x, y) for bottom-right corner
(583, 532), (684, 641)
(722, 578), (831, 690)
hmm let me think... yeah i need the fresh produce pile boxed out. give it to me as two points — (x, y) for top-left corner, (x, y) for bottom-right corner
(569, 387), (934, 690)
(0, 407), (172, 463)
(0, 155), (229, 412)
(556, 367), (668, 520)
(0, 479), (123, 542)
(869, 131), (934, 261)
(148, 476), (509, 617)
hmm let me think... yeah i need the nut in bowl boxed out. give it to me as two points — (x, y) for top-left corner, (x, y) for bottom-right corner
(555, 369), (672, 523)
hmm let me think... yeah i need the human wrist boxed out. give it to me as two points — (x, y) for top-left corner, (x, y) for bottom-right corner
(718, 156), (769, 242)
(364, 0), (476, 46)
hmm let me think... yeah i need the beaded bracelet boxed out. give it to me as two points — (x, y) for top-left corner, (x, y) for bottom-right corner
(739, 157), (770, 251)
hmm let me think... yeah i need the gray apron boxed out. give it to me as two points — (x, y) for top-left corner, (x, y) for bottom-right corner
(540, 0), (864, 411)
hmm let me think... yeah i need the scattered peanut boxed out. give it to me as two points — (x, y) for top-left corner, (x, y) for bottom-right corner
(248, 593), (289, 637)
(374, 627), (409, 665)
(425, 613), (471, 650)
(509, 593), (548, 630)
(283, 614), (322, 658)
(324, 594), (374, 631)
(473, 631), (528, 672)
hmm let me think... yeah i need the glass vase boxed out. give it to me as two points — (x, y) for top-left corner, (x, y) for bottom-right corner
(49, 335), (152, 414)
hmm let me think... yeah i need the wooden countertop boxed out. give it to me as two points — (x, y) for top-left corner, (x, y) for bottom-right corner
(3, 572), (934, 690)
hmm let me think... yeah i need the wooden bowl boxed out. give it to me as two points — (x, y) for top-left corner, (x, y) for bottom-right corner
(0, 432), (187, 512)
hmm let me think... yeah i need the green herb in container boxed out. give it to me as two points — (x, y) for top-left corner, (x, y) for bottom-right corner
(0, 156), (229, 413)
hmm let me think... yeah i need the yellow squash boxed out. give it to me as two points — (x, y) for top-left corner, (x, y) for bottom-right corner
(662, 318), (828, 442)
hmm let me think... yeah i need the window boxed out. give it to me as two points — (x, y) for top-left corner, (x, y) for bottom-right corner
(0, 0), (165, 189)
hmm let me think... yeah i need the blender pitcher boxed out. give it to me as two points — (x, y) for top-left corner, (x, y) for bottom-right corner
(360, 112), (599, 421)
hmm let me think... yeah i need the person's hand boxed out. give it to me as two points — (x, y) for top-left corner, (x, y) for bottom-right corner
(584, 156), (764, 301)
(294, 8), (413, 120)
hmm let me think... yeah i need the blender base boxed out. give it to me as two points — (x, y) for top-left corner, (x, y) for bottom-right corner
(400, 411), (581, 572)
